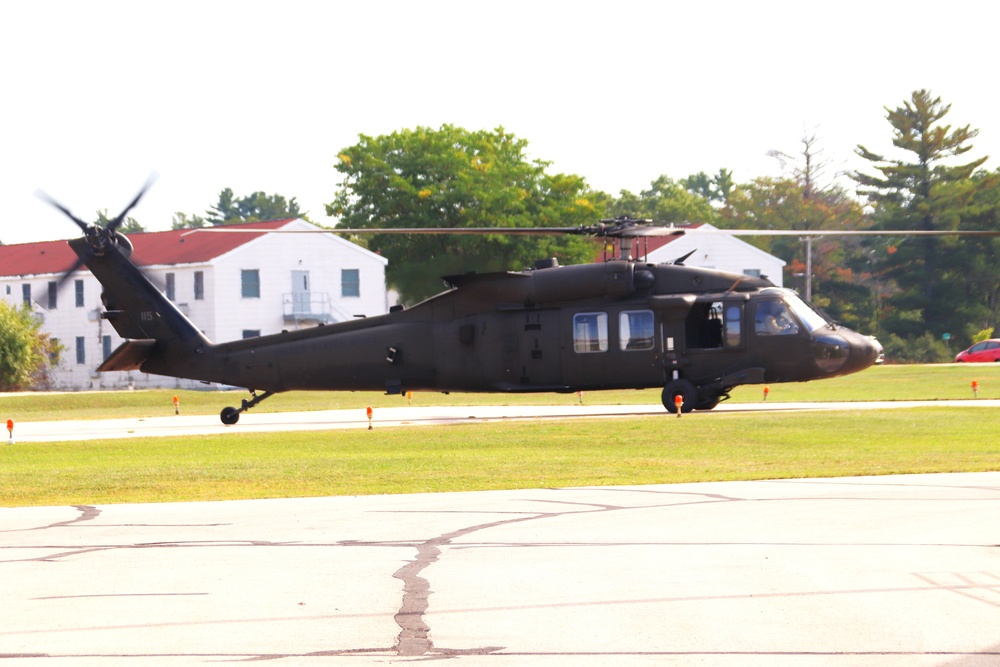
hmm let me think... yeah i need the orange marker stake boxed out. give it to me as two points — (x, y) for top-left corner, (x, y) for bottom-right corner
(577, 390), (584, 404)
(173, 395), (180, 415)
(366, 406), (373, 430)
(972, 380), (979, 398)
(406, 390), (413, 405)
(763, 385), (770, 401)
(6, 419), (13, 445)
(674, 393), (683, 418)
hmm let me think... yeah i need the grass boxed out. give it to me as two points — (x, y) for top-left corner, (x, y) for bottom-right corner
(1, 407), (998, 507)
(0, 364), (998, 507)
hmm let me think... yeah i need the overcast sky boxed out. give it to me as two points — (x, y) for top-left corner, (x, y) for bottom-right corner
(2, 0), (997, 245)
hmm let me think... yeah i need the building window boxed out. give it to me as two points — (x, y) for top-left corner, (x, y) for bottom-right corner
(165, 273), (175, 301)
(75, 279), (85, 307)
(75, 337), (86, 365)
(242, 329), (261, 339)
(47, 282), (57, 309)
(102, 335), (112, 360)
(4, 285), (9, 295)
(341, 269), (360, 297)
(743, 269), (761, 278)
(50, 338), (60, 363)
(22, 284), (30, 305)
(619, 310), (654, 351)
(241, 270), (260, 298)
(573, 312), (608, 353)
(194, 271), (204, 300)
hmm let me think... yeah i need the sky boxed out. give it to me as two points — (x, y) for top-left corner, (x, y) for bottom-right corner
(2, 0), (998, 246)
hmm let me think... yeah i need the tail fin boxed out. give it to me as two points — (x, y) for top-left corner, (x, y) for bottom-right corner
(71, 236), (214, 378)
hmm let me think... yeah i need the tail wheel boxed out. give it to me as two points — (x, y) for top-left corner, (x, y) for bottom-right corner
(220, 407), (240, 425)
(662, 379), (697, 414)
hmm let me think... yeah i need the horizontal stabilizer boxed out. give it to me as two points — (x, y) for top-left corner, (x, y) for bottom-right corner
(97, 339), (158, 372)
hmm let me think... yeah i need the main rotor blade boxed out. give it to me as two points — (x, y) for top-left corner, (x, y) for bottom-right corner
(184, 225), (1000, 238)
(182, 226), (611, 237)
(688, 228), (1000, 237)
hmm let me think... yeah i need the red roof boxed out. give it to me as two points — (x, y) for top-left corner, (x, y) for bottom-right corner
(0, 219), (297, 278)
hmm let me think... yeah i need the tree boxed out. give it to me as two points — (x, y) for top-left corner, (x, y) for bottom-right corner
(96, 210), (146, 233)
(328, 125), (602, 303)
(172, 189), (307, 229)
(681, 168), (734, 204)
(607, 175), (717, 222)
(852, 89), (990, 341)
(0, 302), (61, 391)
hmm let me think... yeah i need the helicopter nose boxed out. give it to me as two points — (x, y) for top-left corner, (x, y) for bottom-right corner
(842, 332), (884, 373)
(813, 332), (884, 375)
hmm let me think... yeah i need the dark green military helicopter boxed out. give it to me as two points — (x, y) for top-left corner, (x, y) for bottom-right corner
(42, 181), (897, 424)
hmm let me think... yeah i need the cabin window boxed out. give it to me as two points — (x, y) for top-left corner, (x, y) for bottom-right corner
(619, 310), (654, 351)
(194, 271), (204, 300)
(241, 270), (260, 298)
(342, 269), (360, 297)
(573, 312), (608, 353)
(725, 304), (742, 347)
(75, 336), (85, 365)
(754, 301), (800, 336)
(75, 280), (84, 307)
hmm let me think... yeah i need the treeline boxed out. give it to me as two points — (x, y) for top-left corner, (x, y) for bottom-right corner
(322, 89), (999, 360)
(161, 89), (999, 359)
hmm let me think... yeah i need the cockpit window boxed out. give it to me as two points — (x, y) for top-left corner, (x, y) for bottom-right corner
(757, 288), (830, 334)
(781, 291), (829, 333)
(755, 301), (799, 336)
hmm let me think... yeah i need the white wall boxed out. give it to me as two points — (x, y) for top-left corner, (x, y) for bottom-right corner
(643, 224), (785, 287)
(0, 220), (388, 390)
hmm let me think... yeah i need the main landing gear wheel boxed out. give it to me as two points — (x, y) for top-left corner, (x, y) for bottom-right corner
(662, 379), (697, 414)
(220, 406), (240, 425)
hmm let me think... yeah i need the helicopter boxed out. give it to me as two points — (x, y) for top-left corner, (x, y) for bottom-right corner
(40, 182), (901, 424)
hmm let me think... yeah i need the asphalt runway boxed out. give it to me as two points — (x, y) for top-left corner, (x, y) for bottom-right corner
(2, 473), (999, 664)
(7, 399), (1000, 443)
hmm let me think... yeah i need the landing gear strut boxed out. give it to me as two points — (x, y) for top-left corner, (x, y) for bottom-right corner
(220, 389), (276, 425)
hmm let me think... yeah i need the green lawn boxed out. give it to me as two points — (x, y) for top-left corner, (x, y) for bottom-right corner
(1, 364), (997, 507)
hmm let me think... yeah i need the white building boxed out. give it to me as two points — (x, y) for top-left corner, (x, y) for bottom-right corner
(0, 219), (388, 390)
(627, 223), (785, 287)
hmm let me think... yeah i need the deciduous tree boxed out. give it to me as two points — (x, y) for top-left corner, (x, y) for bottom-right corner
(0, 302), (61, 391)
(328, 125), (602, 303)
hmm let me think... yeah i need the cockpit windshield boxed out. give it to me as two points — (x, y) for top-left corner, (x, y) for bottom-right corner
(770, 288), (829, 333)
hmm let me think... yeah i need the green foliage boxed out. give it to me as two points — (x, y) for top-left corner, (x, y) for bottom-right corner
(607, 175), (716, 222)
(96, 209), (145, 233)
(972, 327), (995, 344)
(171, 211), (207, 229)
(172, 189), (307, 229)
(209, 188), (306, 224)
(0, 302), (60, 391)
(328, 125), (602, 303)
(879, 332), (952, 364)
(853, 89), (995, 344)
(681, 168), (734, 203)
